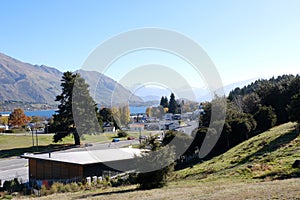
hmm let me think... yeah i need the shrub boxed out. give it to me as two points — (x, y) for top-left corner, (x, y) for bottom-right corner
(117, 131), (128, 138)
(2, 178), (22, 193)
(40, 185), (49, 196)
(136, 146), (175, 189)
(70, 182), (79, 192)
(64, 184), (72, 192)
(49, 182), (64, 194)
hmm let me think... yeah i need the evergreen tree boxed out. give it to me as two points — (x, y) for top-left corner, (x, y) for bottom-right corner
(254, 106), (277, 132)
(160, 96), (164, 107)
(287, 92), (300, 123)
(160, 96), (169, 108)
(168, 93), (178, 114)
(52, 72), (100, 145)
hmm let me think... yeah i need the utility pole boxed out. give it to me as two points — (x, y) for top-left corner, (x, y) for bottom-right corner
(35, 128), (38, 151)
(31, 127), (35, 152)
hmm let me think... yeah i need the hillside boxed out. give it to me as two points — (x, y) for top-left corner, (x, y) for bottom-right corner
(77, 70), (143, 106)
(0, 53), (143, 107)
(23, 123), (300, 199)
(0, 53), (62, 104)
(176, 122), (300, 181)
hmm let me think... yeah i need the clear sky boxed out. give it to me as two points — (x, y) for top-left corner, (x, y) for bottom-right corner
(1, 0), (300, 88)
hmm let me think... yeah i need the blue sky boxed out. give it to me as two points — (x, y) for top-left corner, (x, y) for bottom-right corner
(1, 0), (300, 88)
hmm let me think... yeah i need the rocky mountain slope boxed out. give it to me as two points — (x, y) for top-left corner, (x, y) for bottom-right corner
(0, 53), (143, 106)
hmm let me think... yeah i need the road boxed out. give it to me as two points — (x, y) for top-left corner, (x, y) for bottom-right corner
(0, 158), (28, 185)
(177, 120), (199, 135)
(0, 139), (140, 185)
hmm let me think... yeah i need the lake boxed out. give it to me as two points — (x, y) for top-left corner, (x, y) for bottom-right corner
(1, 106), (149, 118)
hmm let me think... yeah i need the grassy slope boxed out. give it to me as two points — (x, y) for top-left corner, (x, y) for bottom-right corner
(17, 123), (300, 200)
(176, 122), (300, 181)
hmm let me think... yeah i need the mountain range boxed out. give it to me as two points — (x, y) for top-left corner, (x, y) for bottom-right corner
(0, 53), (143, 106)
(0, 52), (274, 109)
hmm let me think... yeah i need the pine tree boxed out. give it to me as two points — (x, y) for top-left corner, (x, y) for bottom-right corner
(52, 72), (100, 145)
(168, 93), (178, 114)
(160, 96), (169, 108)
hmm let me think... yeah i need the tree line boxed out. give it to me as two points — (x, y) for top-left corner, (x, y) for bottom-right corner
(153, 74), (300, 178)
(191, 74), (300, 158)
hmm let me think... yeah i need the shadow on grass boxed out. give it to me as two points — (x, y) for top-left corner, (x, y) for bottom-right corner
(75, 188), (137, 199)
(234, 127), (299, 166)
(255, 169), (300, 180)
(0, 144), (76, 158)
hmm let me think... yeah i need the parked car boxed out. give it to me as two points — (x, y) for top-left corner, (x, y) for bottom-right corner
(139, 135), (146, 140)
(112, 138), (120, 142)
(127, 136), (136, 140)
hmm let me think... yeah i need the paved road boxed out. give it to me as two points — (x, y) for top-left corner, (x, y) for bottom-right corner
(177, 120), (199, 135)
(0, 158), (28, 185)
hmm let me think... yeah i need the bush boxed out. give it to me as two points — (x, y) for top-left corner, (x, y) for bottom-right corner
(2, 178), (22, 193)
(49, 182), (65, 194)
(4, 130), (13, 134)
(136, 146), (175, 189)
(117, 131), (128, 138)
(64, 184), (72, 192)
(70, 182), (79, 192)
(40, 185), (49, 196)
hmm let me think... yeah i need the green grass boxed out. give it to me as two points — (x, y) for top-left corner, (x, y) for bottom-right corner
(0, 130), (156, 158)
(175, 122), (300, 181)
(0, 134), (74, 158)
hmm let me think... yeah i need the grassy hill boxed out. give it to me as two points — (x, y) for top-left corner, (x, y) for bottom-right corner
(18, 122), (300, 200)
(176, 122), (300, 181)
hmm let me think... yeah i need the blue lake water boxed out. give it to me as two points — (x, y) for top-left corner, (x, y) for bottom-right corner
(1, 106), (148, 118)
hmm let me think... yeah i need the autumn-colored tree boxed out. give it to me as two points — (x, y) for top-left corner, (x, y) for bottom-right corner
(148, 106), (165, 119)
(0, 116), (9, 126)
(146, 107), (152, 117)
(9, 108), (31, 127)
(119, 105), (130, 126)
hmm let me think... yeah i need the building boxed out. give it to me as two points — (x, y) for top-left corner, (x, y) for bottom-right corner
(102, 122), (115, 132)
(21, 148), (142, 181)
(163, 113), (173, 121)
(128, 123), (144, 131)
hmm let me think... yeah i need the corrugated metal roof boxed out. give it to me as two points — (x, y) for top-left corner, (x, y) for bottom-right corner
(21, 148), (142, 165)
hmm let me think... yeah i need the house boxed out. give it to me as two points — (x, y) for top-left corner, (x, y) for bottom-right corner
(21, 148), (142, 181)
(102, 122), (115, 132)
(164, 122), (178, 130)
(163, 113), (173, 121)
(0, 113), (10, 131)
(128, 123), (144, 131)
